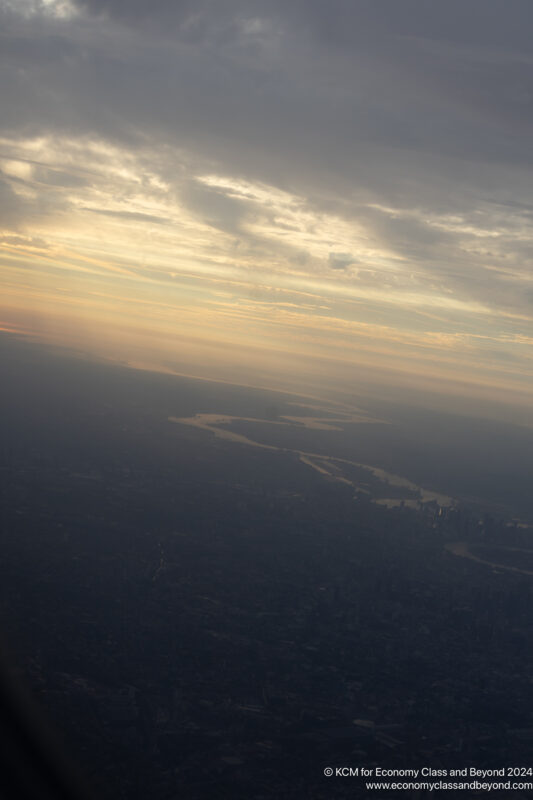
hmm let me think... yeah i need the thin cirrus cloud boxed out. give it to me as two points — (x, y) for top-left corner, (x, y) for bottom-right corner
(0, 0), (532, 418)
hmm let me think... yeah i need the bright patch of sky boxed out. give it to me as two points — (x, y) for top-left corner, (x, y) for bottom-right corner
(1, 0), (532, 419)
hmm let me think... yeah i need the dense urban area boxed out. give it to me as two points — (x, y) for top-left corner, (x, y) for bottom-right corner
(1, 338), (532, 799)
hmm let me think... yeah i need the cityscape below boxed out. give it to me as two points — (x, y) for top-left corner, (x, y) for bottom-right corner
(1, 334), (532, 798)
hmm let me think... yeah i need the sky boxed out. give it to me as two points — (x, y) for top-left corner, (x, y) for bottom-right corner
(1, 0), (532, 420)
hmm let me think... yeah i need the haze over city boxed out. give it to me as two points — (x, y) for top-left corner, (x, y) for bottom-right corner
(3, 5), (533, 799)
(1, 0), (532, 423)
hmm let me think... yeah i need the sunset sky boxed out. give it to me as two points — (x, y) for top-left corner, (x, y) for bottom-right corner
(1, 0), (532, 419)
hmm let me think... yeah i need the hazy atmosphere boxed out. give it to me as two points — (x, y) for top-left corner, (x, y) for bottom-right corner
(3, 5), (533, 798)
(1, 0), (533, 420)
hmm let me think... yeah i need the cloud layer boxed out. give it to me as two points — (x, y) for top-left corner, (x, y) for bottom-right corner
(1, 0), (532, 416)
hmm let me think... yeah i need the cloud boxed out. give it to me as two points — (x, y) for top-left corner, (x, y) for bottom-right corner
(1, 0), (532, 406)
(80, 207), (170, 224)
(3, 1), (533, 198)
(328, 252), (356, 270)
(180, 179), (248, 235)
(0, 173), (25, 225)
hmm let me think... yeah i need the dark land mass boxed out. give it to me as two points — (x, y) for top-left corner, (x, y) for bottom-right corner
(1, 334), (532, 799)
